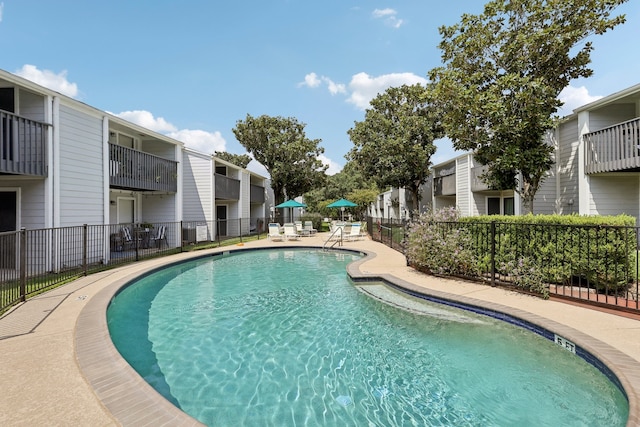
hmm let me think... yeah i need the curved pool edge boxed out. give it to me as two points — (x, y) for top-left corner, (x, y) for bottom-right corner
(75, 245), (640, 427)
(346, 250), (640, 427)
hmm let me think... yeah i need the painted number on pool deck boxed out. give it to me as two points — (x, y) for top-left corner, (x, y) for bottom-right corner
(554, 334), (576, 354)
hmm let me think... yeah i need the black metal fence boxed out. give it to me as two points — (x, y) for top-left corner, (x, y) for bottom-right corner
(0, 218), (268, 314)
(367, 217), (640, 314)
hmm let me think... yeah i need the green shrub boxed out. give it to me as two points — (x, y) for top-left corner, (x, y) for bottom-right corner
(460, 214), (637, 294)
(405, 207), (479, 277)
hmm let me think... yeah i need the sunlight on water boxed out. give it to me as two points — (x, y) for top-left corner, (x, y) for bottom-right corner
(108, 249), (628, 426)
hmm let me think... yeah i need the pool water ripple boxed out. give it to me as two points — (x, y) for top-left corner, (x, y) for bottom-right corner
(108, 249), (628, 426)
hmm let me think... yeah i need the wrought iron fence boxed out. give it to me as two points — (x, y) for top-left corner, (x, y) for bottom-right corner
(0, 218), (268, 314)
(367, 217), (640, 314)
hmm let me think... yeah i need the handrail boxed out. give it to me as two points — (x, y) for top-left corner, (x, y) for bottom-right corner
(322, 227), (343, 251)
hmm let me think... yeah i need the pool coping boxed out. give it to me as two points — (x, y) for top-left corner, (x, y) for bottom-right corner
(75, 245), (640, 426)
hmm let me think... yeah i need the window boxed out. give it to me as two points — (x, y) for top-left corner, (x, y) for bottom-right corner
(487, 196), (515, 215)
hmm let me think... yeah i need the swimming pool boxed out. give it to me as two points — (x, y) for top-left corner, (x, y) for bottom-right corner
(107, 249), (628, 426)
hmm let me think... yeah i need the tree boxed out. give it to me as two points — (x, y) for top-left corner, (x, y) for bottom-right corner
(347, 84), (444, 208)
(429, 0), (627, 212)
(213, 151), (252, 169)
(232, 114), (327, 204)
(304, 161), (378, 211)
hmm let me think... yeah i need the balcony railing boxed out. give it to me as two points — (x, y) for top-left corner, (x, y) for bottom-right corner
(250, 184), (265, 203)
(471, 166), (490, 192)
(0, 110), (48, 176)
(585, 117), (640, 174)
(109, 143), (177, 192)
(215, 173), (240, 200)
(434, 174), (456, 196)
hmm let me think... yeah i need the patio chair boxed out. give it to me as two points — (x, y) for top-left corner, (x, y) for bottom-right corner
(304, 221), (317, 235)
(295, 220), (304, 234)
(120, 226), (137, 250)
(345, 223), (365, 241)
(268, 223), (285, 241)
(283, 223), (301, 241)
(327, 222), (346, 241)
(150, 225), (168, 248)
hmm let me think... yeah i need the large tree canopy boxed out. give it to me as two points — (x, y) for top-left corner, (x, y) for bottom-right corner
(347, 84), (444, 208)
(429, 0), (627, 212)
(232, 114), (327, 204)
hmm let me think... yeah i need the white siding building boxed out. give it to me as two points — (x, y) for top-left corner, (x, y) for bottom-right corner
(0, 68), (267, 268)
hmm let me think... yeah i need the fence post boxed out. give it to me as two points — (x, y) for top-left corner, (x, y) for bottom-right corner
(490, 220), (496, 286)
(239, 218), (243, 243)
(19, 228), (26, 302)
(83, 224), (88, 276)
(180, 221), (184, 252)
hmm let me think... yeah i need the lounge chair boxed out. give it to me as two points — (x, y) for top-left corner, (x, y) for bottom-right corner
(304, 221), (317, 235)
(345, 223), (365, 241)
(283, 223), (301, 240)
(150, 225), (168, 248)
(295, 220), (304, 234)
(268, 223), (284, 241)
(326, 222), (346, 241)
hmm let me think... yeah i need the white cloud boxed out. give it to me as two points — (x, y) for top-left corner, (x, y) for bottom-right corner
(167, 129), (226, 154)
(299, 72), (346, 95)
(372, 8), (404, 28)
(300, 72), (322, 88)
(114, 110), (226, 154)
(318, 154), (343, 175)
(14, 64), (79, 98)
(346, 72), (427, 110)
(558, 85), (602, 117)
(114, 110), (177, 133)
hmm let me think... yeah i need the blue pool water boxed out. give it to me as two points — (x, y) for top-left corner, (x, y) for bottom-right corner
(107, 249), (628, 426)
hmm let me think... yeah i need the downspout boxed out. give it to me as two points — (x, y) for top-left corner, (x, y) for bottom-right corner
(52, 96), (60, 229)
(102, 117), (110, 262)
(51, 96), (60, 273)
(45, 95), (54, 229)
(175, 144), (183, 223)
(103, 117), (110, 225)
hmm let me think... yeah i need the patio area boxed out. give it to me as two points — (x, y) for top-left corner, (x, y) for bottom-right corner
(1, 233), (639, 426)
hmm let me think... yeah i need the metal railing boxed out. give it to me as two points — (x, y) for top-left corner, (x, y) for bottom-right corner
(0, 110), (48, 176)
(0, 217), (268, 314)
(584, 117), (640, 174)
(367, 217), (640, 315)
(109, 143), (178, 192)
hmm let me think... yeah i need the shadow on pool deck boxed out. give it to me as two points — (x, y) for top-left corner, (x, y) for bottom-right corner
(1, 233), (640, 426)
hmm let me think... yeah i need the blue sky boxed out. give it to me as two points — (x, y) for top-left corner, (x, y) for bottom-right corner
(1, 1), (639, 177)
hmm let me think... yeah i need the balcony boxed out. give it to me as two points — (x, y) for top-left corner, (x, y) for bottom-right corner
(434, 174), (456, 196)
(215, 173), (240, 200)
(0, 110), (48, 176)
(109, 143), (177, 192)
(471, 166), (490, 192)
(585, 118), (640, 174)
(250, 184), (265, 203)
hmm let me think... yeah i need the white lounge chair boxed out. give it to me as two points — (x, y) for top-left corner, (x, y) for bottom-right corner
(345, 223), (365, 241)
(283, 223), (301, 240)
(304, 221), (317, 235)
(268, 223), (284, 241)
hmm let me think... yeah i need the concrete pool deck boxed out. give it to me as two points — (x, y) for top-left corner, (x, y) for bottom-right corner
(0, 233), (639, 426)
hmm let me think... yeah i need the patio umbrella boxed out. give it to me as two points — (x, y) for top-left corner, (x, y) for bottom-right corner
(326, 198), (358, 220)
(275, 199), (307, 222)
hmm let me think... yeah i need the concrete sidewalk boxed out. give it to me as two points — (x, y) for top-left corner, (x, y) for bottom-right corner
(1, 233), (639, 426)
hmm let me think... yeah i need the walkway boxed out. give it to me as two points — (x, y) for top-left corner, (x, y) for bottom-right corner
(0, 234), (639, 426)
